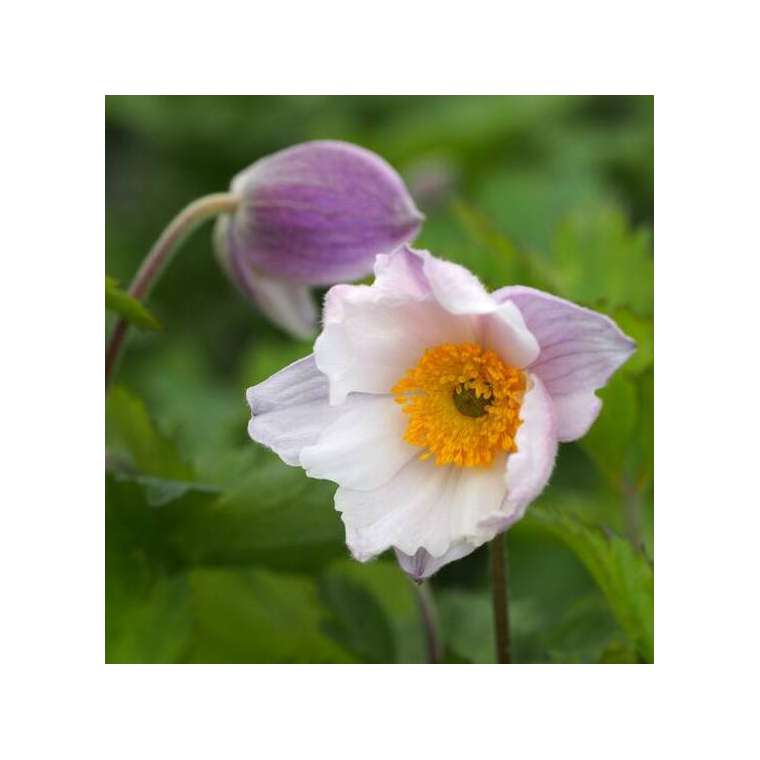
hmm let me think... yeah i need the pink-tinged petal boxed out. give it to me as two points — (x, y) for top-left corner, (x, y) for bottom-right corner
(315, 278), (474, 406)
(420, 252), (498, 315)
(247, 355), (340, 466)
(477, 373), (557, 542)
(480, 300), (541, 369)
(314, 246), (539, 404)
(497, 372), (557, 523)
(299, 395), (417, 491)
(421, 254), (540, 367)
(372, 244), (431, 299)
(493, 285), (636, 442)
(549, 391), (602, 442)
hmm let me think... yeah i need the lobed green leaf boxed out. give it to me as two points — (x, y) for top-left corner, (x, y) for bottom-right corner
(525, 505), (654, 662)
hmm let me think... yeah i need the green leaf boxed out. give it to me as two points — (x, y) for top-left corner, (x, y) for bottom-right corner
(637, 369), (654, 491)
(542, 594), (633, 664)
(121, 339), (252, 486)
(549, 204), (653, 317)
(579, 368), (653, 504)
(319, 571), (396, 663)
(105, 276), (161, 331)
(476, 168), (608, 254)
(437, 588), (496, 663)
(106, 456), (345, 573)
(437, 585), (622, 664)
(106, 572), (193, 663)
(106, 472), (351, 663)
(106, 473), (217, 663)
(106, 473), (220, 571)
(185, 567), (355, 663)
(580, 372), (639, 487)
(180, 457), (345, 571)
(525, 505), (654, 662)
(449, 199), (537, 286)
(106, 385), (194, 480)
(319, 559), (427, 663)
(240, 337), (314, 388)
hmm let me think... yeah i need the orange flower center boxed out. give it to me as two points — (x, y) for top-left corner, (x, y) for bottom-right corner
(392, 342), (526, 468)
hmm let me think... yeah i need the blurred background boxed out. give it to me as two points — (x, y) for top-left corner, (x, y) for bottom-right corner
(106, 95), (653, 664)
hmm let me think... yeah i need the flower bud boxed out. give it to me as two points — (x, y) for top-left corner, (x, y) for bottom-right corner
(215, 140), (423, 339)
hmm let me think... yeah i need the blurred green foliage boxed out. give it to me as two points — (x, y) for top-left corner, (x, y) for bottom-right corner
(105, 95), (653, 664)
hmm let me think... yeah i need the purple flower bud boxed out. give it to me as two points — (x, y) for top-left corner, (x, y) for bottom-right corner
(214, 140), (423, 338)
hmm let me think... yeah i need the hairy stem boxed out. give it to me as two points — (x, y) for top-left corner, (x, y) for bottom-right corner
(414, 581), (442, 664)
(490, 532), (511, 664)
(105, 192), (240, 386)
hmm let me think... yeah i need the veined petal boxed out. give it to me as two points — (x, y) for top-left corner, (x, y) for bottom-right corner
(299, 395), (416, 491)
(226, 140), (423, 285)
(247, 355), (339, 465)
(493, 285), (636, 442)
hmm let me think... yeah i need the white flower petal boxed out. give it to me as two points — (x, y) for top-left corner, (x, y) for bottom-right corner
(314, 246), (539, 404)
(339, 372), (558, 577)
(337, 452), (508, 562)
(480, 301), (541, 368)
(299, 395), (417, 490)
(315, 281), (473, 405)
(373, 246), (431, 300)
(420, 252), (499, 315)
(420, 253), (540, 366)
(482, 372), (558, 533)
(247, 355), (340, 465)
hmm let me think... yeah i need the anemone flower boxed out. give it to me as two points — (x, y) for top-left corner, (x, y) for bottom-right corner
(246, 245), (635, 580)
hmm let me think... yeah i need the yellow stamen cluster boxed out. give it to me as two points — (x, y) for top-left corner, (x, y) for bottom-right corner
(392, 342), (526, 468)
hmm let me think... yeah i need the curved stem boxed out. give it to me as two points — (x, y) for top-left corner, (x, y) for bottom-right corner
(414, 581), (442, 664)
(105, 192), (240, 386)
(490, 532), (511, 663)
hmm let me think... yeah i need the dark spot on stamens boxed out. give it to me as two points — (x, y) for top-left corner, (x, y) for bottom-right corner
(453, 386), (491, 418)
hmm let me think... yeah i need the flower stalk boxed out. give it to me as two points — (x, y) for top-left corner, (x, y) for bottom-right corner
(490, 532), (511, 663)
(105, 192), (240, 386)
(414, 581), (442, 664)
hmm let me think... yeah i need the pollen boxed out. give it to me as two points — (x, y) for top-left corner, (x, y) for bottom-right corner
(392, 342), (527, 468)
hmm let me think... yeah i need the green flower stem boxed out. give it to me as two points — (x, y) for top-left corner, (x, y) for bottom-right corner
(414, 581), (442, 664)
(490, 532), (511, 663)
(105, 192), (240, 387)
